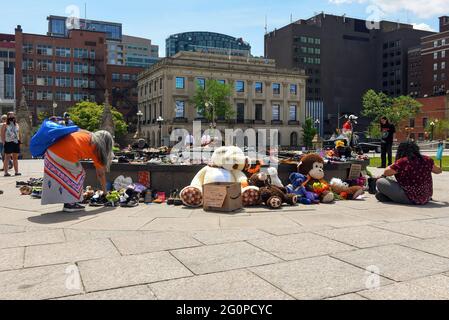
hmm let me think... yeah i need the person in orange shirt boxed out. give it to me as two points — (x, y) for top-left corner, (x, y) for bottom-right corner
(42, 130), (114, 213)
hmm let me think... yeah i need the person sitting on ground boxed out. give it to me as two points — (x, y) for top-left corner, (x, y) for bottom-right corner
(376, 141), (442, 205)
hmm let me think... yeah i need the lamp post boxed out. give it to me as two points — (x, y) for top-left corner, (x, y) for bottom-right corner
(52, 102), (57, 117)
(315, 119), (320, 138)
(430, 121), (435, 142)
(156, 116), (164, 147)
(136, 110), (143, 139)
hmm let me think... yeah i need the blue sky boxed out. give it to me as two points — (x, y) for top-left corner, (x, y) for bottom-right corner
(0, 0), (446, 56)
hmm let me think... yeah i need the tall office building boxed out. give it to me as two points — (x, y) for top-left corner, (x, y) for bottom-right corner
(47, 16), (159, 68)
(408, 16), (449, 98)
(265, 13), (434, 135)
(166, 32), (251, 57)
(0, 33), (15, 115)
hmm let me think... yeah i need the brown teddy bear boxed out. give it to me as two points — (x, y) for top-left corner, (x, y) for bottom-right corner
(330, 178), (364, 200)
(248, 171), (298, 209)
(298, 154), (335, 203)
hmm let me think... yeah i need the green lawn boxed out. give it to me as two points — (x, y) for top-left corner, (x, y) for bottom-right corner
(370, 156), (449, 171)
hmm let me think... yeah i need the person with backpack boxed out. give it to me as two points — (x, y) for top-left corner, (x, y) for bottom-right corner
(1, 112), (21, 177)
(40, 130), (114, 212)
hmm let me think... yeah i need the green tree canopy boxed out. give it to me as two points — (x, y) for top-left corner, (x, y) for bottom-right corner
(362, 89), (422, 126)
(191, 79), (235, 123)
(67, 101), (128, 137)
(425, 119), (449, 140)
(303, 118), (318, 149)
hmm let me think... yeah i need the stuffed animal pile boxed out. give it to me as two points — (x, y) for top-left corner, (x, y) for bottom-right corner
(180, 147), (365, 210)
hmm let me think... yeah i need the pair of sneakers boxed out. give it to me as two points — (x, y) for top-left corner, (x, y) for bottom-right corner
(63, 203), (86, 213)
(4, 172), (21, 177)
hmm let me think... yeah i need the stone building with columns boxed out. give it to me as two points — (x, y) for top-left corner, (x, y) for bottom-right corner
(137, 51), (307, 147)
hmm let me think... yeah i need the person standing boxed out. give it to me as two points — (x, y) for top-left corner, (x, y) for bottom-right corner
(1, 112), (21, 177)
(380, 116), (395, 168)
(0, 115), (6, 170)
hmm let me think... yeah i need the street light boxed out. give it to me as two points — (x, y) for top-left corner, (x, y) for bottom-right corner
(156, 116), (164, 147)
(52, 102), (58, 116)
(315, 119), (321, 138)
(430, 121), (435, 141)
(136, 110), (143, 139)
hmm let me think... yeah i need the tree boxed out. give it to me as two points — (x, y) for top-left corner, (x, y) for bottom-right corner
(67, 101), (128, 137)
(302, 118), (318, 149)
(362, 90), (422, 126)
(191, 79), (235, 124)
(366, 122), (382, 139)
(425, 119), (449, 140)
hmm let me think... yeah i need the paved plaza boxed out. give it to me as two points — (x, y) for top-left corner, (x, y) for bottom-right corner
(1, 160), (449, 300)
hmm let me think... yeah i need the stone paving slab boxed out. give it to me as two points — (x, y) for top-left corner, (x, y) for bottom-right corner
(57, 285), (157, 300)
(401, 237), (449, 259)
(316, 226), (418, 249)
(63, 229), (154, 242)
(141, 217), (220, 232)
(374, 221), (449, 239)
(285, 213), (377, 228)
(69, 216), (155, 231)
(0, 229), (65, 250)
(326, 293), (368, 300)
(77, 251), (193, 292)
(149, 270), (293, 300)
(0, 263), (83, 300)
(111, 232), (202, 255)
(343, 209), (431, 223)
(191, 229), (271, 245)
(171, 242), (281, 275)
(248, 233), (354, 261)
(333, 245), (449, 282)
(259, 225), (334, 236)
(0, 247), (24, 272)
(0, 225), (26, 234)
(24, 238), (120, 268)
(359, 275), (449, 300)
(250, 256), (392, 300)
(220, 215), (300, 229)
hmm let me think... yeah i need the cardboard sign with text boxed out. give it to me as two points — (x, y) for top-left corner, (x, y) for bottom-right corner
(203, 183), (242, 213)
(348, 164), (362, 180)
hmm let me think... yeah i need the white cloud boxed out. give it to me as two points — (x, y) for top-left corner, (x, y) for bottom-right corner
(412, 23), (436, 31)
(329, 0), (449, 19)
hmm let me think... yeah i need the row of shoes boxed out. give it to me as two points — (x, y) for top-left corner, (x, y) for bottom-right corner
(16, 178), (43, 188)
(19, 186), (42, 198)
(167, 189), (183, 206)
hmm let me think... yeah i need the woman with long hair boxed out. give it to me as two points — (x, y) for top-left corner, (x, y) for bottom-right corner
(42, 130), (114, 212)
(1, 112), (21, 177)
(376, 141), (442, 205)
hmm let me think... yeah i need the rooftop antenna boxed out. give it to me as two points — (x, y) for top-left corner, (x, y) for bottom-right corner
(85, 2), (87, 21)
(290, 14), (293, 24)
(265, 15), (268, 34)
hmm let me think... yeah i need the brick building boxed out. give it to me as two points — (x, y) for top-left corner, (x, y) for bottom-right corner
(0, 33), (15, 115)
(14, 25), (142, 122)
(396, 96), (449, 141)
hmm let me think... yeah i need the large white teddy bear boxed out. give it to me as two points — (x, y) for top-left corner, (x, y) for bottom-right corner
(180, 146), (260, 207)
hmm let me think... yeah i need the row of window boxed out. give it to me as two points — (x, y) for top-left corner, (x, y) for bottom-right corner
(24, 90), (95, 102)
(296, 37), (321, 45)
(22, 75), (95, 88)
(171, 101), (299, 122)
(0, 50), (15, 59)
(112, 73), (137, 82)
(297, 57), (321, 65)
(174, 77), (299, 95)
(140, 78), (164, 96)
(433, 39), (447, 48)
(433, 50), (447, 59)
(383, 40), (402, 50)
(433, 62), (447, 71)
(23, 44), (96, 59)
(22, 59), (95, 74)
(433, 73), (447, 81)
